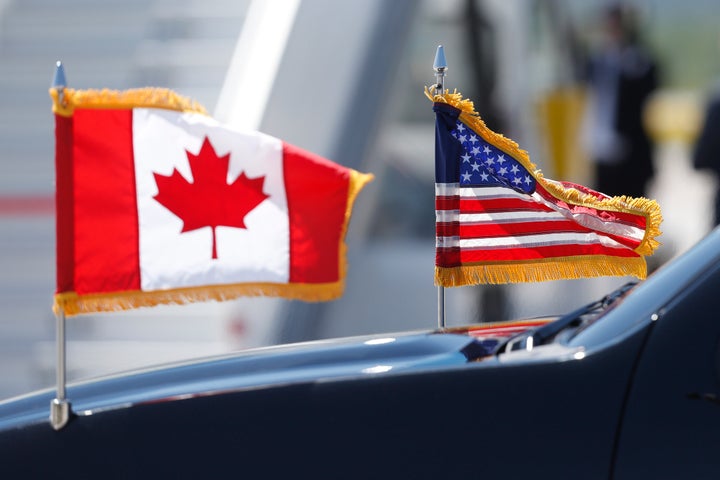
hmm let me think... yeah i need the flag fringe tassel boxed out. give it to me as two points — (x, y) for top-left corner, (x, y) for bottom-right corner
(426, 87), (663, 257)
(436, 255), (647, 287)
(50, 87), (208, 117)
(54, 166), (373, 317)
(54, 282), (341, 317)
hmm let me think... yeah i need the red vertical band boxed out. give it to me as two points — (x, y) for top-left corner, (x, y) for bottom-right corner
(283, 142), (350, 284)
(436, 247), (461, 267)
(55, 114), (75, 293)
(73, 109), (141, 294)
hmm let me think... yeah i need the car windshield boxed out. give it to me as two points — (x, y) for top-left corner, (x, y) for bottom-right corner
(568, 226), (720, 350)
(495, 227), (720, 354)
(495, 281), (637, 353)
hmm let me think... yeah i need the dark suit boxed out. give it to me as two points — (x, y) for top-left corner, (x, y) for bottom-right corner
(693, 91), (720, 224)
(586, 44), (659, 198)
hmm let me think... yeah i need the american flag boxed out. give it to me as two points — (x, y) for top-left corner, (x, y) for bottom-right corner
(432, 94), (662, 287)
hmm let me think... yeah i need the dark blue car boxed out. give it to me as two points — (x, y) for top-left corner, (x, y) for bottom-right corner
(2, 227), (720, 479)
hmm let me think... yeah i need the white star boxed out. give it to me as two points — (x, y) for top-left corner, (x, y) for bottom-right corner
(512, 176), (522, 185)
(510, 164), (520, 174)
(456, 123), (466, 132)
(524, 175), (532, 185)
(498, 166), (508, 176)
(497, 154), (506, 164)
(483, 145), (491, 154)
(458, 135), (467, 143)
(480, 172), (489, 181)
(461, 172), (472, 183)
(486, 156), (495, 165)
(488, 167), (495, 174)
(471, 146), (481, 156)
(461, 153), (472, 163)
(471, 161), (481, 172)
(469, 134), (478, 143)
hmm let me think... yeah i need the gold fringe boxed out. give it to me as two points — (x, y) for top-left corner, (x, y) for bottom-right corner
(426, 88), (663, 257)
(50, 86), (208, 117)
(333, 169), (374, 300)
(54, 168), (374, 317)
(54, 281), (342, 317)
(436, 255), (647, 287)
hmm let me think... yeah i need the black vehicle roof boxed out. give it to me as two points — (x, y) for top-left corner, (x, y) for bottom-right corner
(0, 330), (482, 430)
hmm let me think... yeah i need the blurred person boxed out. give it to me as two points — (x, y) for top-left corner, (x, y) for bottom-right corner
(693, 85), (720, 225)
(582, 4), (660, 198)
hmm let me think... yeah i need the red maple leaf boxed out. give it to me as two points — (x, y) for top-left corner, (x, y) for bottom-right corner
(153, 136), (269, 259)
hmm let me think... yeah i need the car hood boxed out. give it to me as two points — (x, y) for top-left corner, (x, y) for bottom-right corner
(0, 318), (552, 431)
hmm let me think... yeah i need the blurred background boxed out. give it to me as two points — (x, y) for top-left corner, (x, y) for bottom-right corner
(1, 0), (719, 400)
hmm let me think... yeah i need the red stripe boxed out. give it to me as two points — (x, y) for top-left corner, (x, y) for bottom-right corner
(437, 195), (550, 214)
(535, 183), (647, 230)
(468, 326), (534, 337)
(72, 109), (140, 294)
(437, 242), (639, 266)
(465, 319), (551, 337)
(598, 232), (641, 250)
(458, 220), (589, 238)
(459, 196), (553, 213)
(436, 221), (459, 237)
(436, 194), (460, 237)
(436, 246), (461, 268)
(435, 195), (458, 210)
(457, 220), (641, 250)
(283, 142), (349, 283)
(451, 183), (644, 248)
(55, 114), (75, 293)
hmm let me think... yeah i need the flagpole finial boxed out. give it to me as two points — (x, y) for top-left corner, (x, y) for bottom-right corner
(433, 45), (447, 95)
(52, 61), (67, 89)
(433, 45), (447, 71)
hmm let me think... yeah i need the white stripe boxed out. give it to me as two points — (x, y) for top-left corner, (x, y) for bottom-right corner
(436, 182), (645, 244)
(435, 183), (459, 196)
(436, 210), (459, 223)
(458, 186), (526, 199)
(530, 192), (645, 242)
(437, 209), (564, 224)
(458, 211), (566, 223)
(436, 232), (626, 249)
(437, 183), (529, 200)
(437, 236), (460, 248)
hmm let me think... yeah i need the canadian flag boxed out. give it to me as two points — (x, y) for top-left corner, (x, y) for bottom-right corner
(52, 88), (373, 316)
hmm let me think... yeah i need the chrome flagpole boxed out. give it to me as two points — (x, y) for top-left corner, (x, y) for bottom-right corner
(50, 60), (71, 431)
(433, 45), (447, 330)
(50, 308), (70, 430)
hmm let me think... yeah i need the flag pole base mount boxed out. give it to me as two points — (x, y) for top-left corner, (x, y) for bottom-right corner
(49, 398), (71, 431)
